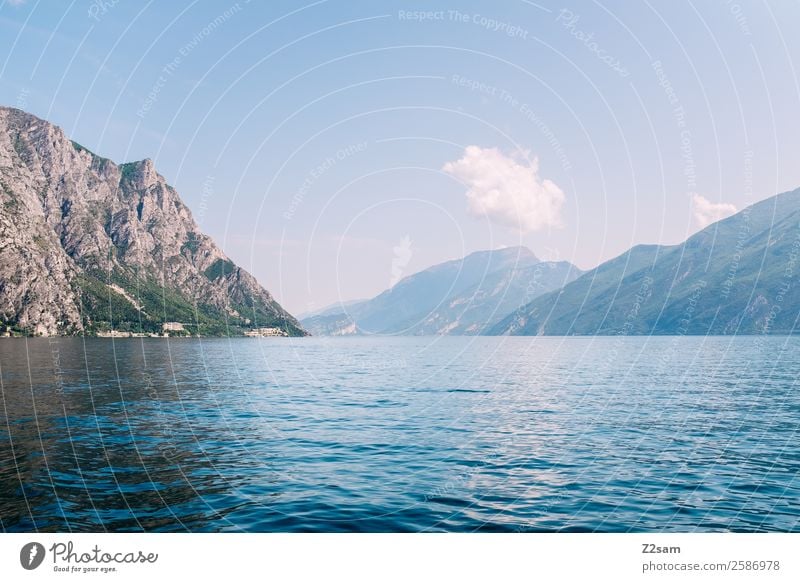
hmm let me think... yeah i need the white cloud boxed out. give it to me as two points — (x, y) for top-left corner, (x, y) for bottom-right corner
(691, 194), (737, 228)
(442, 146), (565, 232)
(7, 0), (28, 6)
(390, 235), (413, 287)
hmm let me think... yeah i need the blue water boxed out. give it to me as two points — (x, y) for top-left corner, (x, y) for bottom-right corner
(1, 336), (798, 532)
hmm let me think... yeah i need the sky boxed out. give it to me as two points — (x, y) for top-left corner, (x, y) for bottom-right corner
(1, 0), (799, 315)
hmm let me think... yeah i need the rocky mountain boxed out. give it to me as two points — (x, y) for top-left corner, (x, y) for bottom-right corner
(489, 188), (800, 335)
(302, 246), (582, 335)
(0, 106), (305, 336)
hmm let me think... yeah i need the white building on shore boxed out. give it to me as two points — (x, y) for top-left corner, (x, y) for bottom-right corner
(162, 322), (185, 332)
(243, 327), (287, 337)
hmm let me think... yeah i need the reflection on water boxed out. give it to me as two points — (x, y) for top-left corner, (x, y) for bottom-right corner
(1, 336), (798, 532)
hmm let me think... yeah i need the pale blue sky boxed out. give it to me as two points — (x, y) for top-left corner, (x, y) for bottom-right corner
(2, 0), (799, 314)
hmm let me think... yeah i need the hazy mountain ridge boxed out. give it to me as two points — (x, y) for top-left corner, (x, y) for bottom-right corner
(0, 106), (305, 336)
(489, 188), (800, 336)
(302, 247), (582, 335)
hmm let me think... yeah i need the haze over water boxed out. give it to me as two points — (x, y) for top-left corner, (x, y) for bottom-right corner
(1, 336), (798, 532)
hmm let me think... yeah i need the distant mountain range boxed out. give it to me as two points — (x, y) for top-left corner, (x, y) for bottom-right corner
(4, 106), (798, 339)
(0, 106), (305, 337)
(297, 298), (367, 320)
(489, 188), (800, 335)
(301, 247), (582, 335)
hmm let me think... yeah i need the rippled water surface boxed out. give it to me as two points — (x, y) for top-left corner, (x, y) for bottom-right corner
(1, 336), (798, 532)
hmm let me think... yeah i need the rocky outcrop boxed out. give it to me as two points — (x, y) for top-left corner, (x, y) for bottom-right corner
(0, 106), (305, 336)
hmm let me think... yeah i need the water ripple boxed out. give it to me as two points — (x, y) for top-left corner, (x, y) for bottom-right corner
(1, 336), (799, 531)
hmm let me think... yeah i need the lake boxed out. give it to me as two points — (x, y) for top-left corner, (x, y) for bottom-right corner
(1, 336), (798, 532)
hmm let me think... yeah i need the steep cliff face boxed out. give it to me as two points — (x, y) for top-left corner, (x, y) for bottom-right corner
(0, 106), (305, 336)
